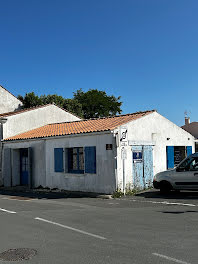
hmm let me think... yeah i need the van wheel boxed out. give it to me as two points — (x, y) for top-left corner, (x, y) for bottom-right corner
(160, 181), (172, 194)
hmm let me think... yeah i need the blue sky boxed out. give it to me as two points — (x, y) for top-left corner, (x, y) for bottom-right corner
(0, 0), (198, 126)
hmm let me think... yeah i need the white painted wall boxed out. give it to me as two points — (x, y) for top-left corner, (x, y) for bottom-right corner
(3, 132), (116, 193)
(2, 111), (195, 193)
(115, 112), (195, 190)
(45, 133), (116, 193)
(0, 86), (22, 114)
(2, 140), (46, 188)
(3, 104), (80, 138)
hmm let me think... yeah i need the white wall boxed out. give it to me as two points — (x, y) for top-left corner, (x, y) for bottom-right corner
(115, 112), (195, 190)
(3, 132), (117, 193)
(45, 133), (116, 193)
(0, 86), (22, 114)
(3, 104), (80, 139)
(2, 140), (46, 187)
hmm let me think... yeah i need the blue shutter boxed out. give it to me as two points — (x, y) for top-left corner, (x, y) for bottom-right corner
(167, 146), (174, 169)
(85, 146), (96, 174)
(186, 146), (192, 157)
(54, 148), (64, 172)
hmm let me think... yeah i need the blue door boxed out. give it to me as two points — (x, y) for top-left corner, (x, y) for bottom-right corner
(132, 145), (153, 189)
(143, 146), (153, 188)
(20, 149), (29, 185)
(132, 146), (144, 189)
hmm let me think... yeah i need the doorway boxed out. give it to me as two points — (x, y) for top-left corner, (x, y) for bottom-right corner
(132, 145), (153, 189)
(20, 148), (29, 185)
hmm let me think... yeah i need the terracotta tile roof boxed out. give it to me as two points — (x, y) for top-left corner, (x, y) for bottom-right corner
(0, 104), (80, 119)
(4, 110), (156, 141)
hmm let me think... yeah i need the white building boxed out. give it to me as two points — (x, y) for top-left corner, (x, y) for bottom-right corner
(0, 85), (81, 186)
(0, 85), (23, 114)
(2, 110), (195, 194)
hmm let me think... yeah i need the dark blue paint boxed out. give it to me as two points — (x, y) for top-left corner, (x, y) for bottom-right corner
(20, 149), (29, 185)
(85, 146), (96, 174)
(186, 146), (192, 156)
(54, 148), (64, 172)
(167, 146), (174, 169)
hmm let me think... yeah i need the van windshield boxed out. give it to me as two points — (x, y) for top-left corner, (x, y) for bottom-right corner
(177, 156), (198, 171)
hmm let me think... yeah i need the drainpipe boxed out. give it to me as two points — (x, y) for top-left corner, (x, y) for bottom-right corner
(0, 118), (7, 186)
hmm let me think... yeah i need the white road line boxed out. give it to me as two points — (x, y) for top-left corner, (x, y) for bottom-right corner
(126, 199), (196, 207)
(0, 208), (16, 214)
(35, 217), (106, 240)
(152, 253), (191, 264)
(150, 201), (196, 207)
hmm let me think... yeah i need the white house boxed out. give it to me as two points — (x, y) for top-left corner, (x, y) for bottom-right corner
(0, 85), (23, 114)
(2, 110), (195, 194)
(0, 85), (81, 186)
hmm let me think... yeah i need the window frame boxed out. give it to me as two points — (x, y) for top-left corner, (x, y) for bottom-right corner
(68, 147), (84, 174)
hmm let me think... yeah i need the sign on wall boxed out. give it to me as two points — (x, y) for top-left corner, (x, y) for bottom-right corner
(133, 151), (143, 162)
(120, 127), (128, 146)
(121, 148), (127, 160)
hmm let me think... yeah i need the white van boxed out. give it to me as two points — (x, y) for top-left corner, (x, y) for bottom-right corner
(153, 153), (198, 193)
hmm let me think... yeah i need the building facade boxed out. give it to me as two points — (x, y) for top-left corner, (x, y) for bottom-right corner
(0, 85), (23, 114)
(2, 111), (195, 193)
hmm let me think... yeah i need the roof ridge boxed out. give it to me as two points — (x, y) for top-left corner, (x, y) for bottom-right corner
(0, 85), (23, 103)
(0, 103), (82, 118)
(46, 109), (156, 126)
(4, 109), (156, 141)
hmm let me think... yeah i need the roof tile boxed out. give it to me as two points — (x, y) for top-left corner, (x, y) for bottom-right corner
(4, 110), (155, 141)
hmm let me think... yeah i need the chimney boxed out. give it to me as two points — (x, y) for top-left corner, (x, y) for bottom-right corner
(185, 117), (190, 126)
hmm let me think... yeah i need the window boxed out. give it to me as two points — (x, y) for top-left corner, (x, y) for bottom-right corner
(177, 157), (198, 171)
(67, 146), (96, 174)
(68, 147), (84, 174)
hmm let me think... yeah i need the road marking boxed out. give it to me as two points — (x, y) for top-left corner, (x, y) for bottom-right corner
(152, 253), (191, 264)
(0, 208), (16, 214)
(35, 217), (106, 240)
(150, 201), (196, 207)
(2, 197), (35, 202)
(125, 199), (196, 207)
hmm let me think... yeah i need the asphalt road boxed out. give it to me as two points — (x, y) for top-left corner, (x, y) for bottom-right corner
(0, 190), (198, 263)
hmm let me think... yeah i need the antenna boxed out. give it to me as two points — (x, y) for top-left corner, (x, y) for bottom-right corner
(184, 110), (191, 118)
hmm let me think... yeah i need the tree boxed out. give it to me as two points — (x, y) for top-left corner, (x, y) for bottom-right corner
(18, 92), (42, 108)
(18, 88), (122, 119)
(18, 92), (83, 117)
(73, 89), (122, 119)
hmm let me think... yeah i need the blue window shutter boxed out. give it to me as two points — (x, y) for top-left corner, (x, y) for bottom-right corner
(54, 148), (64, 172)
(85, 147), (96, 174)
(186, 146), (192, 157)
(167, 146), (174, 169)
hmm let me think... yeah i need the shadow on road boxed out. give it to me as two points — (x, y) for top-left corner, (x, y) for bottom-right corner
(0, 189), (99, 200)
(161, 210), (198, 214)
(135, 190), (198, 200)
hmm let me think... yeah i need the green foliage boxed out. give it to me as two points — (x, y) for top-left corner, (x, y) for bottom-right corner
(17, 93), (83, 117)
(18, 88), (122, 119)
(112, 189), (124, 198)
(73, 89), (122, 119)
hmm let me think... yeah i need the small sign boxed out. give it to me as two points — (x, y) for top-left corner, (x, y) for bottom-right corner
(121, 142), (127, 146)
(121, 148), (127, 160)
(106, 144), (112, 150)
(120, 127), (127, 142)
(133, 151), (142, 162)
